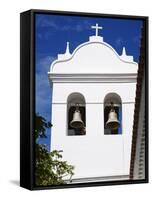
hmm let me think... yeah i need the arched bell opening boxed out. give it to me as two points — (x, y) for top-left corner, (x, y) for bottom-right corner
(104, 93), (122, 135)
(67, 93), (86, 136)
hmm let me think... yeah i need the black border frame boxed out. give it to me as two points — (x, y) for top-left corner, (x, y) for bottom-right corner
(20, 9), (149, 190)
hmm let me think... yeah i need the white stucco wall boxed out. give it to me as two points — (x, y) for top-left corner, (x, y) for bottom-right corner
(51, 82), (136, 179)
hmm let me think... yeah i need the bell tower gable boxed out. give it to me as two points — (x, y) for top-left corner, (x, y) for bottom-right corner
(48, 24), (138, 182)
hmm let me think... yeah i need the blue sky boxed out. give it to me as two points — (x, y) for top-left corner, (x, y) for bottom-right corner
(35, 13), (142, 150)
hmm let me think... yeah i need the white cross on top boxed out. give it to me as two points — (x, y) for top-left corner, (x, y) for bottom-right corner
(91, 23), (103, 36)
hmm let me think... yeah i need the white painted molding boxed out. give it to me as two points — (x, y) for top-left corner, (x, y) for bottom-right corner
(48, 73), (137, 83)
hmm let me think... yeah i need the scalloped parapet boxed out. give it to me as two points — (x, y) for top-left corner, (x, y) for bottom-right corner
(49, 39), (138, 74)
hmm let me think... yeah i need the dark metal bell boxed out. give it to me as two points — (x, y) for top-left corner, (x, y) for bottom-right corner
(70, 109), (84, 129)
(106, 109), (120, 130)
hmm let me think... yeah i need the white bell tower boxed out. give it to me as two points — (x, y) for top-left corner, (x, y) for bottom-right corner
(48, 24), (138, 183)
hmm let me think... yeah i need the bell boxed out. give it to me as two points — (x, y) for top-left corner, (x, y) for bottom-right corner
(106, 109), (120, 130)
(70, 109), (84, 129)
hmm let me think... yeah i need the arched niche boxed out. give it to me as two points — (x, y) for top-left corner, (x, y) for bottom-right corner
(104, 93), (122, 135)
(67, 92), (86, 136)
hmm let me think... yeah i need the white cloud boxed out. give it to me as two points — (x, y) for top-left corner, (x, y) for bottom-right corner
(38, 56), (55, 71)
(115, 37), (124, 47)
(37, 17), (92, 32)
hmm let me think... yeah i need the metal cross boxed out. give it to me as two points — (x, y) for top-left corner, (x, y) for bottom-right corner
(91, 23), (103, 36)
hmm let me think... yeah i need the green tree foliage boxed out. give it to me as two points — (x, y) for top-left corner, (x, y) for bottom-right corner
(35, 114), (52, 140)
(35, 113), (74, 186)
